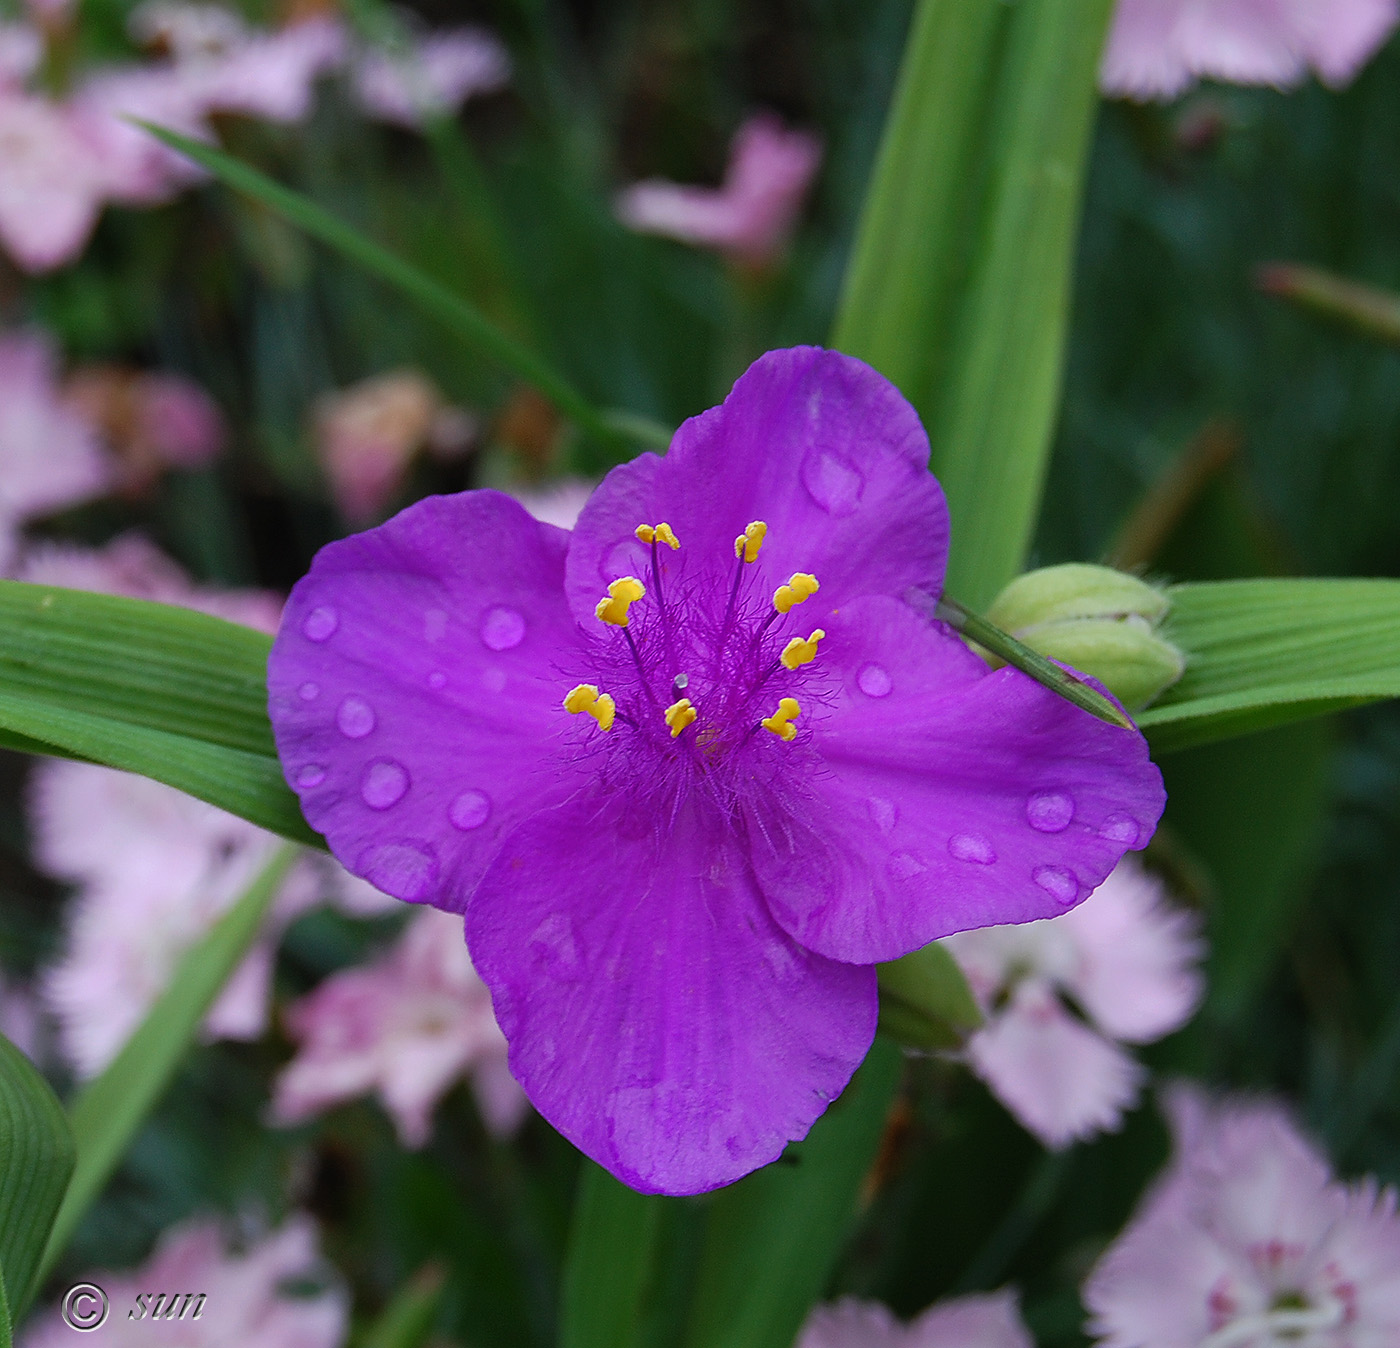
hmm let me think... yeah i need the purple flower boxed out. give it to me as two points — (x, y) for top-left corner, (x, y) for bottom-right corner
(20, 1214), (346, 1347)
(1102, 0), (1399, 101)
(1084, 1083), (1400, 1347)
(352, 27), (510, 129)
(616, 112), (823, 268)
(273, 906), (528, 1146)
(267, 347), (1165, 1194)
(944, 858), (1204, 1149)
(796, 1292), (1032, 1347)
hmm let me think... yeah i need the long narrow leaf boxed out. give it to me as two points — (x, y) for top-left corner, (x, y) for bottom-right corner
(36, 844), (298, 1285)
(0, 1036), (74, 1322)
(143, 126), (631, 448)
(682, 1041), (902, 1348)
(1140, 579), (1400, 751)
(559, 1166), (666, 1348)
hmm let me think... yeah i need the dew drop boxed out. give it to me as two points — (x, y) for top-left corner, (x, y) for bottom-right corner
(480, 666), (508, 694)
(529, 912), (583, 979)
(801, 450), (865, 517)
(887, 851), (927, 881)
(427, 671), (447, 690)
(948, 833), (996, 865)
(337, 695), (376, 739)
(480, 606), (526, 652)
(604, 538), (643, 583)
(1034, 864), (1080, 906)
(302, 606), (338, 642)
(358, 840), (438, 902)
(361, 758), (409, 810)
(423, 608), (448, 643)
(449, 789), (491, 831)
(296, 764), (326, 788)
(1026, 790), (1075, 833)
(857, 663), (893, 698)
(298, 682), (320, 701)
(867, 797), (899, 835)
(1099, 812), (1142, 846)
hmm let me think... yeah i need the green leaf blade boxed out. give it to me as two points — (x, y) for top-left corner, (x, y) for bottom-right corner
(0, 1037), (75, 1322)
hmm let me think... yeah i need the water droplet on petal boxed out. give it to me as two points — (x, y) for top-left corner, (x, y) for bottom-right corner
(529, 912), (583, 979)
(1034, 864), (1080, 906)
(480, 606), (526, 651)
(949, 833), (996, 865)
(298, 682), (320, 701)
(337, 695), (376, 739)
(302, 606), (338, 641)
(887, 852), (927, 881)
(1099, 812), (1141, 846)
(801, 450), (865, 517)
(448, 789), (491, 831)
(1026, 790), (1075, 833)
(480, 666), (508, 694)
(427, 671), (447, 690)
(424, 608), (448, 643)
(296, 764), (326, 788)
(359, 840), (438, 902)
(857, 663), (892, 698)
(866, 797), (899, 835)
(604, 538), (644, 583)
(361, 758), (409, 809)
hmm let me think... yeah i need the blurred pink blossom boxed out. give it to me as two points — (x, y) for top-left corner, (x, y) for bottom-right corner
(796, 1292), (1032, 1348)
(505, 477), (595, 530)
(354, 27), (510, 128)
(943, 858), (1204, 1149)
(1084, 1083), (1400, 1346)
(0, 93), (109, 272)
(21, 1214), (347, 1347)
(1102, 0), (1400, 100)
(0, 972), (46, 1063)
(0, 24), (42, 87)
(0, 332), (110, 563)
(22, 0), (75, 33)
(189, 16), (347, 124)
(616, 112), (822, 267)
(273, 906), (529, 1146)
(313, 369), (473, 521)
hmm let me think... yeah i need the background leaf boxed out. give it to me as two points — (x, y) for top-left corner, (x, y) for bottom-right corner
(0, 1036), (74, 1323)
(35, 844), (297, 1288)
(1140, 578), (1400, 750)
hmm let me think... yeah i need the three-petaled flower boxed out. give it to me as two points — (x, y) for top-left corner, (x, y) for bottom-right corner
(267, 347), (1166, 1194)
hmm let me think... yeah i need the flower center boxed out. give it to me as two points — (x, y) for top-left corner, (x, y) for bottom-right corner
(563, 519), (830, 768)
(1198, 1288), (1349, 1348)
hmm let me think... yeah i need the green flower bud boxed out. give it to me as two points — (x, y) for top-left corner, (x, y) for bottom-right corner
(984, 563), (1185, 711)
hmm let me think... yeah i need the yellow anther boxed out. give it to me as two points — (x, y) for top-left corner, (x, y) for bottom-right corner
(773, 572), (820, 615)
(563, 683), (616, 731)
(596, 576), (646, 627)
(663, 697), (697, 738)
(635, 522), (680, 550)
(734, 520), (768, 563)
(762, 697), (802, 742)
(780, 629), (826, 671)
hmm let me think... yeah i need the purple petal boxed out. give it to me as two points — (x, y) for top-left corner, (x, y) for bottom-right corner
(268, 491), (592, 908)
(564, 347), (948, 626)
(465, 793), (877, 1195)
(748, 596), (1166, 964)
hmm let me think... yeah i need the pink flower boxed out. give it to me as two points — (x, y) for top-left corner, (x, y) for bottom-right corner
(504, 478), (596, 530)
(273, 906), (528, 1146)
(1084, 1083), (1400, 1347)
(796, 1292), (1033, 1347)
(944, 858), (1204, 1149)
(313, 369), (468, 522)
(0, 23), (41, 87)
(189, 16), (347, 124)
(0, 331), (110, 559)
(0, 92), (109, 272)
(353, 27), (510, 128)
(20, 1214), (346, 1347)
(1102, 0), (1400, 100)
(617, 112), (822, 268)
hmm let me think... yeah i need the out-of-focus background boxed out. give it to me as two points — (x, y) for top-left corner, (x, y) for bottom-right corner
(4, 1), (1400, 1343)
